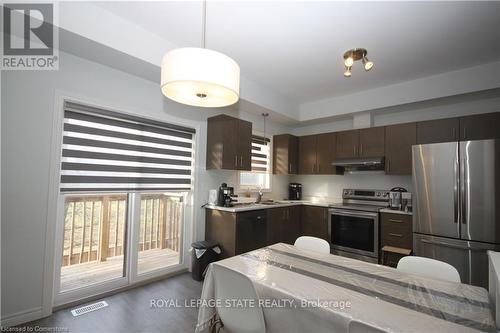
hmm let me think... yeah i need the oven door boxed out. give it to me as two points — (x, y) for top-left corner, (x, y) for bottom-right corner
(328, 209), (379, 258)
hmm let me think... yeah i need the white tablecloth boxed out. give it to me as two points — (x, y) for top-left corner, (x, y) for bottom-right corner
(196, 243), (495, 333)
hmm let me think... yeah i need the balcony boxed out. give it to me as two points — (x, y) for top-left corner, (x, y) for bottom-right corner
(61, 193), (182, 291)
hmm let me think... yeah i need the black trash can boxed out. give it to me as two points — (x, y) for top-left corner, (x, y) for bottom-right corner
(191, 240), (221, 281)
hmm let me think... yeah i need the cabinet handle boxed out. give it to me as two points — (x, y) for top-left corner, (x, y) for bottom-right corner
(235, 155), (238, 168)
(387, 159), (390, 173)
(312, 164), (315, 173)
(463, 127), (467, 140)
(388, 219), (403, 223)
(389, 233), (403, 238)
(452, 127), (456, 140)
(289, 163), (292, 173)
(360, 144), (363, 156)
(240, 156), (243, 166)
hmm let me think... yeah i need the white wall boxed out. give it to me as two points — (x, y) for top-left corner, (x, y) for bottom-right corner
(0, 50), (290, 324)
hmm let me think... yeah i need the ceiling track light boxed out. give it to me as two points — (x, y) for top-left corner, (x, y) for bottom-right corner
(343, 48), (374, 77)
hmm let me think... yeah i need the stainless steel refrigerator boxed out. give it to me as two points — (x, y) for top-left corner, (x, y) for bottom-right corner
(412, 139), (500, 288)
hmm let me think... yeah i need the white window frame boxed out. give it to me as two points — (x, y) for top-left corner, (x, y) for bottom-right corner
(45, 92), (199, 311)
(238, 132), (273, 193)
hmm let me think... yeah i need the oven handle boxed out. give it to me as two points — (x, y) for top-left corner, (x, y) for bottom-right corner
(328, 209), (378, 218)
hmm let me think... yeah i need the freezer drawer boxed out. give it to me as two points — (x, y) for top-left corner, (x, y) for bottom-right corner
(414, 234), (500, 288)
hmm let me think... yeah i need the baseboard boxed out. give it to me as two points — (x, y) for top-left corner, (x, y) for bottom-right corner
(1, 307), (43, 327)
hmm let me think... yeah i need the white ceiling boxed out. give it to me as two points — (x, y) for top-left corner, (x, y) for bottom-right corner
(95, 1), (500, 105)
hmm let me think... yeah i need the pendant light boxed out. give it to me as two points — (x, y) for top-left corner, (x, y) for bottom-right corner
(161, 1), (240, 107)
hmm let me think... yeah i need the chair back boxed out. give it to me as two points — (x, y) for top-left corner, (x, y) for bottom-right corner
(213, 264), (266, 333)
(294, 236), (330, 254)
(397, 256), (461, 283)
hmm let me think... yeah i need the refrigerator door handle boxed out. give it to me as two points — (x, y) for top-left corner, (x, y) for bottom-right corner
(453, 156), (459, 224)
(461, 157), (468, 225)
(420, 239), (480, 251)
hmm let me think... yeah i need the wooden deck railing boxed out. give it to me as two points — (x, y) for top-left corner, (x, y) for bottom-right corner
(62, 194), (183, 267)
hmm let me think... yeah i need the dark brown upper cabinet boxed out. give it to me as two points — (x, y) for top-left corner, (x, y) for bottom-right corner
(298, 133), (338, 175)
(336, 127), (385, 159)
(298, 135), (318, 174)
(316, 132), (337, 174)
(359, 127), (385, 157)
(385, 123), (416, 175)
(273, 134), (298, 175)
(336, 130), (359, 159)
(206, 114), (252, 171)
(459, 112), (500, 141)
(416, 118), (459, 144)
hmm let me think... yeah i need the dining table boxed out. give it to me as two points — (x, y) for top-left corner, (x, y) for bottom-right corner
(196, 243), (496, 333)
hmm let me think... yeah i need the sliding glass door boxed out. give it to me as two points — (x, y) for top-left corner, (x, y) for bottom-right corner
(55, 191), (186, 305)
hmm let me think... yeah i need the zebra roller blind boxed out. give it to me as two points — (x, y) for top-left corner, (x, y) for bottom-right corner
(251, 135), (271, 172)
(60, 102), (195, 192)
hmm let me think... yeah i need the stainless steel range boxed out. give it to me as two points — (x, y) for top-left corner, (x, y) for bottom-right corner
(328, 189), (389, 263)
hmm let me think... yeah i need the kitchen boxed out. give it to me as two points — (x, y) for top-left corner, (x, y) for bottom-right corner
(2, 1), (500, 332)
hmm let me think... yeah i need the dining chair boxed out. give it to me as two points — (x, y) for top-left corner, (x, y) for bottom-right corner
(396, 256), (461, 283)
(212, 264), (266, 333)
(294, 236), (331, 254)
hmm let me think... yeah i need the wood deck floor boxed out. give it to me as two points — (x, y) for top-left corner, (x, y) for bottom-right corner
(60, 248), (180, 292)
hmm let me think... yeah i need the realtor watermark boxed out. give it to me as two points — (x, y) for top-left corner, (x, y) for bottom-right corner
(1, 2), (59, 70)
(150, 298), (352, 310)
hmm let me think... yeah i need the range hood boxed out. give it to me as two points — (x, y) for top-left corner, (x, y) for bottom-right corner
(332, 157), (385, 172)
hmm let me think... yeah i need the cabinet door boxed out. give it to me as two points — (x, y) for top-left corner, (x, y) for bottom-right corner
(336, 130), (359, 159)
(236, 211), (267, 254)
(267, 208), (285, 245)
(300, 206), (329, 241)
(298, 135), (317, 174)
(237, 120), (252, 171)
(416, 118), (459, 144)
(289, 135), (299, 174)
(385, 123), (416, 175)
(359, 127), (385, 157)
(459, 112), (500, 141)
(273, 134), (298, 175)
(206, 115), (238, 170)
(316, 132), (336, 174)
(285, 206), (302, 245)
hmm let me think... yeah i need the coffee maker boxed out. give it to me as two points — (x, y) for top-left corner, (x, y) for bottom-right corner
(389, 187), (407, 210)
(289, 183), (302, 200)
(217, 183), (236, 207)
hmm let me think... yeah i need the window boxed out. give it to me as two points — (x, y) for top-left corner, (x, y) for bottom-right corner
(239, 134), (271, 191)
(56, 101), (195, 302)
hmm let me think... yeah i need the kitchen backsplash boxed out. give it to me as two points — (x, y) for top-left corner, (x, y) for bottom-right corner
(290, 174), (413, 202)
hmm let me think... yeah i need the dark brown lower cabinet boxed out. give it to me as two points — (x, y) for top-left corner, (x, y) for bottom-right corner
(300, 205), (329, 241)
(205, 209), (267, 259)
(380, 212), (412, 267)
(267, 206), (301, 245)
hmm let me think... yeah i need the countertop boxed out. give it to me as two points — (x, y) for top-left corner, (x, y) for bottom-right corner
(204, 200), (338, 212)
(206, 202), (414, 215)
(379, 208), (413, 216)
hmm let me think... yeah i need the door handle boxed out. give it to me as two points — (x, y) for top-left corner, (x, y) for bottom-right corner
(461, 157), (468, 225)
(420, 238), (480, 251)
(453, 156), (459, 224)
